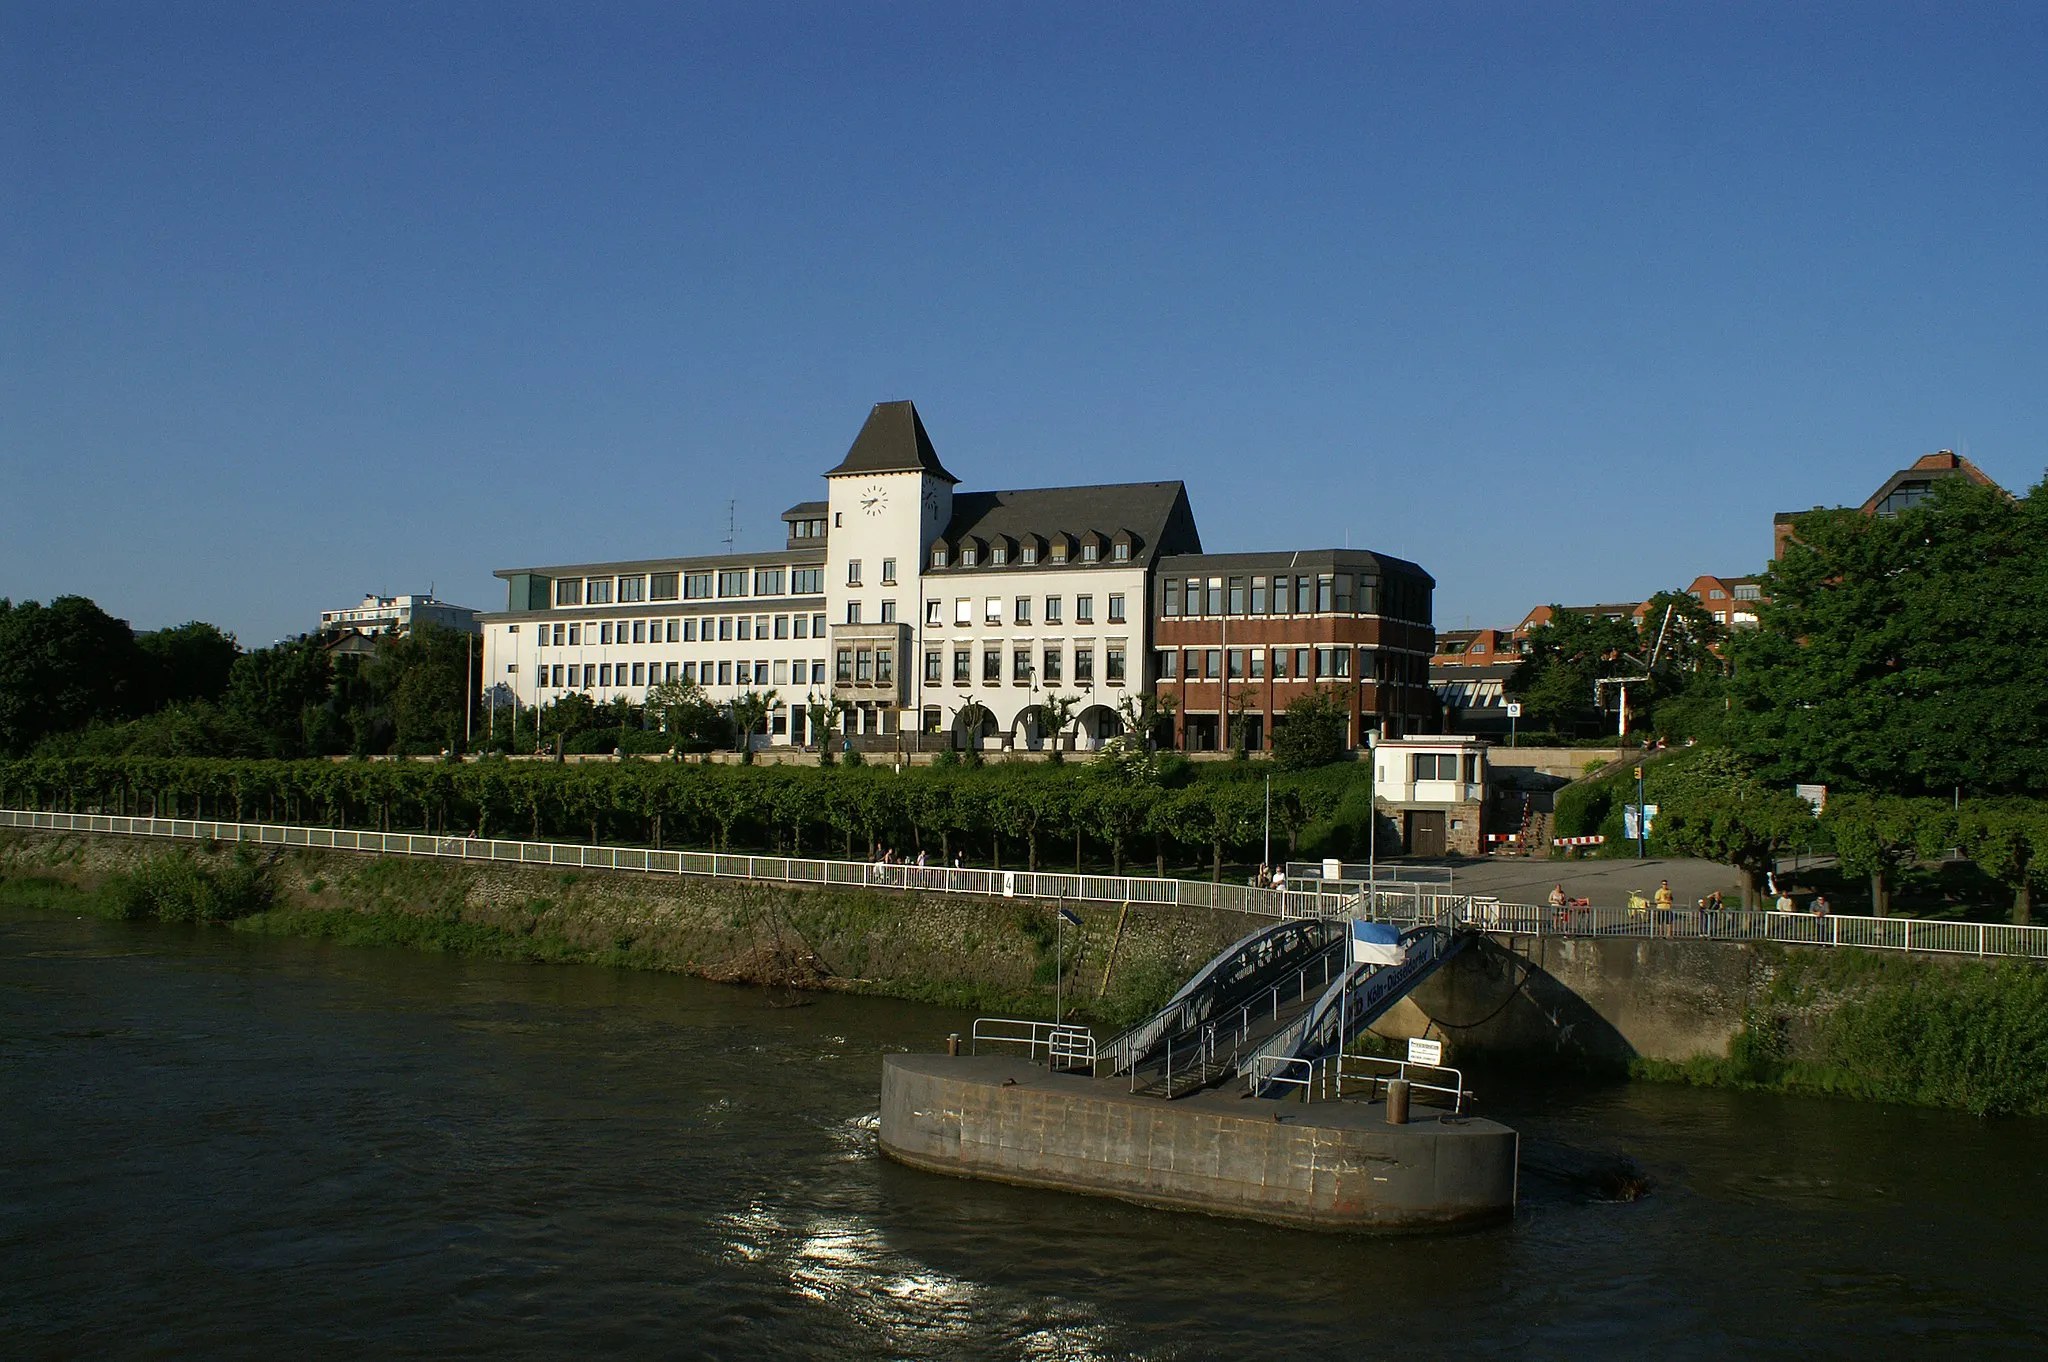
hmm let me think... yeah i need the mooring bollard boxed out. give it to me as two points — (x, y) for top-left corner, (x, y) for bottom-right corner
(1386, 1078), (1411, 1125)
(947, 1033), (961, 1056)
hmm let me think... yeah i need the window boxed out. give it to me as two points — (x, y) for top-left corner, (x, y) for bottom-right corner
(1357, 579), (1378, 614)
(1207, 579), (1223, 615)
(954, 598), (972, 626)
(1228, 577), (1245, 615)
(632, 662), (646, 686)
(1317, 575), (1334, 613)
(773, 660), (789, 686)
(683, 662), (697, 682)
(685, 572), (714, 599)
(774, 615), (790, 639)
(1013, 647), (1032, 683)
(1227, 648), (1245, 679)
(1205, 649), (1222, 679)
(792, 568), (823, 595)
(565, 665), (580, 687)
(718, 661), (732, 685)
(553, 623), (565, 646)
(666, 620), (679, 642)
(845, 602), (861, 625)
(736, 617), (751, 641)
(793, 615), (808, 639)
(1021, 544), (1038, 564)
(881, 558), (896, 585)
(632, 620), (646, 643)
(719, 617), (733, 641)
(754, 568), (784, 596)
(600, 622), (613, 645)
(1042, 646), (1062, 683)
(875, 649), (892, 684)
(880, 600), (896, 624)
(1014, 596), (1031, 625)
(931, 547), (949, 568)
(1709, 587), (1727, 600)
(985, 597), (1002, 624)
(583, 578), (611, 605)
(847, 560), (862, 586)
(812, 614), (826, 636)
(550, 664), (563, 687)
(617, 576), (645, 603)
(1076, 594), (1094, 624)
(555, 578), (582, 606)
(1106, 645), (1126, 683)
(1186, 577), (1204, 616)
(925, 650), (943, 683)
(718, 570), (747, 598)
(598, 663), (612, 686)
(684, 619), (698, 641)
(1164, 580), (1181, 616)
(1735, 583), (1761, 600)
(1335, 574), (1352, 612)
(1412, 753), (1462, 782)
(1251, 577), (1267, 613)
(1250, 649), (1265, 679)
(811, 660), (826, 685)
(650, 572), (679, 601)
(1271, 648), (1287, 678)
(568, 623), (582, 645)
(1081, 541), (1099, 562)
(983, 648), (1001, 684)
(990, 546), (1007, 565)
(1158, 649), (1178, 680)
(954, 649), (971, 685)
(1075, 647), (1094, 684)
(836, 649), (853, 682)
(1113, 541), (1130, 562)
(961, 547), (978, 566)
(1045, 595), (1062, 624)
(1050, 539), (1068, 564)
(1295, 647), (1311, 677)
(666, 662), (678, 681)
(925, 599), (942, 626)
(1463, 754), (1480, 783)
(1108, 593), (1125, 624)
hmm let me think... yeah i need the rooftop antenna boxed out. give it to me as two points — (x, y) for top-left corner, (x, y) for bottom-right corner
(723, 500), (736, 554)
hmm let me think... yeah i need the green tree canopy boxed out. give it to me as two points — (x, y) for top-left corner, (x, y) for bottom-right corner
(0, 596), (148, 754)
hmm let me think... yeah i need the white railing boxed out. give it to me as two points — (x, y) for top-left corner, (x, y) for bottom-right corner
(6, 807), (2045, 961)
(1325, 1054), (1470, 1114)
(970, 1017), (1096, 1070)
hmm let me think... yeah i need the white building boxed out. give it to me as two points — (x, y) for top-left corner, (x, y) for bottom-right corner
(479, 401), (1203, 750)
(319, 593), (480, 638)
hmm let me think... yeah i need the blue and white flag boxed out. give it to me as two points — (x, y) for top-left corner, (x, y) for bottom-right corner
(1350, 920), (1406, 966)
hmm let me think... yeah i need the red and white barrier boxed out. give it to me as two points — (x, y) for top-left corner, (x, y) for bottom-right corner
(1553, 834), (1605, 847)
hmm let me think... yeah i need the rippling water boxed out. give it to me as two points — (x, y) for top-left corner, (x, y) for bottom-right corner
(4, 908), (2044, 1359)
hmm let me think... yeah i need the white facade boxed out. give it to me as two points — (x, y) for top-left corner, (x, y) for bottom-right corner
(1373, 737), (1490, 806)
(321, 593), (479, 637)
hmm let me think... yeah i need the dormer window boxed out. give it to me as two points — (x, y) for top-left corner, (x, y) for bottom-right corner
(1112, 541), (1130, 562)
(1021, 543), (1038, 565)
(1050, 539), (1069, 564)
(1081, 541), (1100, 563)
(991, 545), (1008, 565)
(961, 547), (978, 567)
(931, 547), (949, 568)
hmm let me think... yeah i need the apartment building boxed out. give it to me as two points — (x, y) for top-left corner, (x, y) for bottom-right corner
(1773, 450), (2003, 558)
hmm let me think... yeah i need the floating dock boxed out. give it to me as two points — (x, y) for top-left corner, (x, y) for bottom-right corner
(879, 1052), (1518, 1232)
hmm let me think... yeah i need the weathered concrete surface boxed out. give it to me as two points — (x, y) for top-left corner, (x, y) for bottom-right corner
(879, 1054), (1517, 1232)
(1376, 933), (1767, 1068)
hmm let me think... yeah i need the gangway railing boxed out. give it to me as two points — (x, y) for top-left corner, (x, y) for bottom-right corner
(970, 1017), (1097, 1071)
(1323, 1053), (1470, 1114)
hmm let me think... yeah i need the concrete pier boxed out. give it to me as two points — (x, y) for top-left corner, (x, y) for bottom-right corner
(879, 1054), (1517, 1232)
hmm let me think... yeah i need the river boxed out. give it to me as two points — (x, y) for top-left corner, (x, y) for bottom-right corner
(3, 908), (2043, 1359)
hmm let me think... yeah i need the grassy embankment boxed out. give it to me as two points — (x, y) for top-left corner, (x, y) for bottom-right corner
(1631, 945), (2048, 1117)
(0, 830), (1225, 1028)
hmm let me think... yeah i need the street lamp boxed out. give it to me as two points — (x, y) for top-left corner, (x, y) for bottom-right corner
(1056, 905), (1082, 1024)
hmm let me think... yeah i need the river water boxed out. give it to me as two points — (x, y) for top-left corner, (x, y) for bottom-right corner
(4, 909), (2044, 1360)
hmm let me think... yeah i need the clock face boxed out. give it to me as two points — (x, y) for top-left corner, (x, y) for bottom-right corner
(922, 486), (939, 520)
(860, 483), (889, 517)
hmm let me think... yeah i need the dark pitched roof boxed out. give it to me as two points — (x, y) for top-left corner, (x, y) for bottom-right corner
(782, 500), (827, 518)
(1153, 547), (1434, 587)
(931, 482), (1202, 571)
(824, 400), (959, 483)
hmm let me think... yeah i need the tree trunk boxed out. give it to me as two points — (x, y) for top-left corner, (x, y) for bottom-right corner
(993, 835), (1001, 871)
(1075, 828), (1083, 872)
(1212, 839), (1222, 883)
(1112, 843), (1123, 876)
(1871, 869), (1889, 917)
(1028, 831), (1039, 873)
(1742, 868), (1761, 911)
(2015, 882), (2032, 926)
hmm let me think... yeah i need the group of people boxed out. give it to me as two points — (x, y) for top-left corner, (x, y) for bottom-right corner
(868, 847), (964, 887)
(1252, 865), (1289, 892)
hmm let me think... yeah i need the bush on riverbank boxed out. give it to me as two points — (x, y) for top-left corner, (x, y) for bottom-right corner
(1634, 948), (2048, 1117)
(104, 846), (274, 923)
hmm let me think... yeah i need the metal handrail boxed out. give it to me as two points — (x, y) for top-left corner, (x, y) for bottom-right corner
(1328, 1054), (1469, 1114)
(1247, 1053), (1316, 1096)
(5, 808), (2045, 961)
(970, 1017), (1096, 1069)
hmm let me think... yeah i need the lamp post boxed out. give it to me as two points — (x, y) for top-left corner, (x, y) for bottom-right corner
(1366, 730), (1378, 909)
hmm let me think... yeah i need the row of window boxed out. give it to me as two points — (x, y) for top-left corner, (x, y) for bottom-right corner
(550, 567), (825, 608)
(919, 644), (1127, 687)
(534, 614), (830, 646)
(1164, 572), (1382, 619)
(1410, 752), (1481, 783)
(1156, 647), (1430, 685)
(924, 593), (1124, 628)
(533, 659), (830, 690)
(789, 517), (828, 539)
(834, 648), (896, 686)
(843, 559), (896, 586)
(930, 538), (1128, 568)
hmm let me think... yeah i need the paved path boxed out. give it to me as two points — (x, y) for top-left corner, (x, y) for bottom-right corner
(1423, 856), (1748, 908)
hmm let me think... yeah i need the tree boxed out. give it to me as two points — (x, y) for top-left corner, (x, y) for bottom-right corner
(805, 694), (848, 760)
(1273, 687), (1347, 770)
(1117, 691), (1176, 753)
(1504, 607), (1642, 735)
(136, 621), (240, 709)
(1657, 784), (1816, 908)
(1223, 687), (1259, 758)
(1031, 694), (1080, 760)
(1823, 794), (1945, 917)
(728, 690), (778, 759)
(0, 596), (148, 753)
(1957, 800), (2048, 926)
(645, 677), (720, 745)
(1727, 477), (2047, 797)
(222, 637), (335, 758)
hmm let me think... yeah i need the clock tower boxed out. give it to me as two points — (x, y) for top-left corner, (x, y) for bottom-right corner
(821, 401), (959, 724)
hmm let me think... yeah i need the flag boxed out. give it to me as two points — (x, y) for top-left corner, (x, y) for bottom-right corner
(1350, 920), (1406, 966)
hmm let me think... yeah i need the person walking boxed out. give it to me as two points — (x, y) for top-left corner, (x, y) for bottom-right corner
(1653, 879), (1674, 936)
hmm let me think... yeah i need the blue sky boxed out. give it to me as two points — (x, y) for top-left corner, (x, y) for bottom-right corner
(5, 3), (2044, 643)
